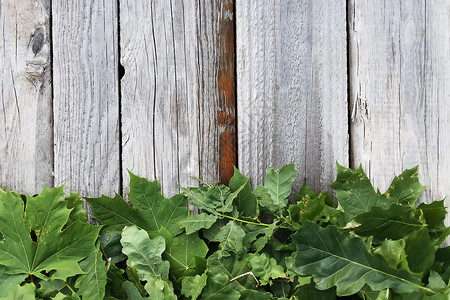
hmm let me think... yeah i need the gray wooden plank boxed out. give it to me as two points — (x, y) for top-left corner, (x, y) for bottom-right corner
(120, 1), (233, 197)
(349, 0), (450, 220)
(52, 1), (120, 204)
(236, 0), (348, 193)
(0, 0), (53, 194)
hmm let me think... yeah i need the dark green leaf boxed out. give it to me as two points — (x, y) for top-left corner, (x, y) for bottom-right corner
(239, 289), (273, 299)
(201, 273), (240, 299)
(99, 228), (126, 264)
(417, 200), (450, 245)
(330, 164), (392, 218)
(292, 282), (336, 300)
(229, 167), (258, 218)
(64, 192), (87, 225)
(75, 249), (107, 300)
(354, 204), (424, 240)
(292, 221), (433, 296)
(404, 228), (436, 276)
(128, 172), (188, 236)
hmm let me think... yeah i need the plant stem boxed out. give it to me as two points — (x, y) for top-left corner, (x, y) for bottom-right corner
(221, 214), (270, 226)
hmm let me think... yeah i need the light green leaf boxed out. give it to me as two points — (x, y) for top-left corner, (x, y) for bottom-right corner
(330, 164), (393, 218)
(0, 273), (27, 297)
(229, 167), (258, 218)
(249, 253), (285, 285)
(144, 276), (177, 300)
(0, 283), (35, 300)
(384, 166), (425, 206)
(181, 273), (207, 300)
(257, 164), (297, 212)
(354, 204), (424, 240)
(75, 249), (107, 300)
(121, 225), (169, 281)
(201, 273), (241, 300)
(214, 221), (246, 257)
(177, 213), (217, 235)
(183, 184), (239, 215)
(373, 239), (404, 269)
(292, 221), (433, 296)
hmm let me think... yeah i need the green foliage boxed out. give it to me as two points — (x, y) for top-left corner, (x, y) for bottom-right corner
(2, 163), (450, 299)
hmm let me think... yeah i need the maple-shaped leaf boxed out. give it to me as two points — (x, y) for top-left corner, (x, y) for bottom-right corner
(0, 187), (100, 282)
(75, 249), (107, 300)
(87, 172), (189, 236)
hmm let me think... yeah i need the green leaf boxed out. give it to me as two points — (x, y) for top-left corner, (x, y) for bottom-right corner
(207, 251), (256, 290)
(86, 194), (146, 231)
(64, 192), (87, 225)
(122, 281), (147, 300)
(229, 167), (258, 218)
(99, 228), (126, 264)
(330, 164), (392, 218)
(295, 183), (318, 202)
(292, 282), (336, 300)
(417, 200), (449, 244)
(213, 221), (246, 257)
(249, 253), (285, 285)
(0, 273), (27, 297)
(242, 222), (277, 252)
(384, 166), (425, 206)
(239, 289), (274, 299)
(257, 164), (297, 212)
(292, 221), (433, 296)
(128, 172), (188, 235)
(373, 239), (404, 269)
(354, 204), (424, 240)
(120, 225), (170, 281)
(75, 249), (107, 300)
(144, 276), (177, 300)
(0, 283), (35, 300)
(201, 273), (241, 299)
(404, 228), (436, 276)
(183, 184), (241, 215)
(0, 188), (99, 281)
(177, 213), (217, 235)
(160, 227), (208, 279)
(181, 273), (207, 300)
(105, 265), (127, 299)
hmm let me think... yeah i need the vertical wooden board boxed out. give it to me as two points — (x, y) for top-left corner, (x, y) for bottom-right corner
(349, 0), (450, 216)
(120, 1), (234, 196)
(424, 1), (450, 225)
(236, 0), (348, 193)
(52, 1), (120, 201)
(0, 0), (53, 194)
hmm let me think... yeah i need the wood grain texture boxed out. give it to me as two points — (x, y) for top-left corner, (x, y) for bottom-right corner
(236, 0), (349, 193)
(349, 0), (450, 221)
(52, 1), (120, 202)
(0, 0), (53, 194)
(120, 0), (235, 197)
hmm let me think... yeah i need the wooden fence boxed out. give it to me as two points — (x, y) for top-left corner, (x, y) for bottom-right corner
(1, 1), (449, 224)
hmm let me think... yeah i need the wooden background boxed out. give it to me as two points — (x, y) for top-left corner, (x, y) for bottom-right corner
(1, 0), (449, 225)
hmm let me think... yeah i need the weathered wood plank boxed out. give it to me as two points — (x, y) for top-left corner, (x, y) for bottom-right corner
(52, 1), (120, 203)
(349, 0), (450, 221)
(120, 0), (235, 196)
(0, 0), (53, 194)
(236, 0), (348, 193)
